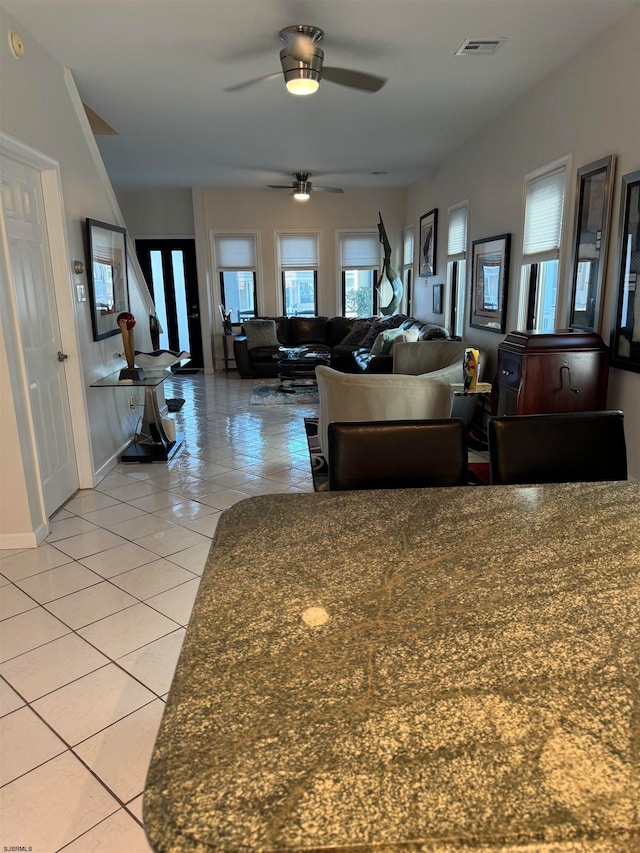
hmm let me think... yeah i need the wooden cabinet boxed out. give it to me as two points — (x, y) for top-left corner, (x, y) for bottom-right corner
(496, 330), (610, 416)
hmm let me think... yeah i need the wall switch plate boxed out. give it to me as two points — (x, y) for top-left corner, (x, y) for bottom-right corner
(76, 284), (87, 302)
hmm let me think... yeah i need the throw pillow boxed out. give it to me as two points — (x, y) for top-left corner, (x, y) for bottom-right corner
(244, 319), (279, 350)
(369, 331), (388, 357)
(379, 327), (407, 354)
(339, 318), (373, 346)
(393, 328), (420, 346)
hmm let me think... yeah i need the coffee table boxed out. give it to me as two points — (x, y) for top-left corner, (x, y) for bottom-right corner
(276, 350), (331, 393)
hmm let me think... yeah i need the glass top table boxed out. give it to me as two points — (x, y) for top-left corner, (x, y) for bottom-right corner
(90, 364), (187, 462)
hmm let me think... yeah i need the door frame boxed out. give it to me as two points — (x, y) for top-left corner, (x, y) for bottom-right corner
(0, 132), (94, 541)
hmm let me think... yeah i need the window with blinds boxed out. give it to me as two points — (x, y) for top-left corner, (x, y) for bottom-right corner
(339, 231), (380, 317)
(447, 203), (468, 259)
(522, 166), (567, 263)
(403, 226), (414, 315)
(519, 159), (569, 331)
(278, 233), (319, 316)
(447, 202), (469, 336)
(214, 234), (258, 324)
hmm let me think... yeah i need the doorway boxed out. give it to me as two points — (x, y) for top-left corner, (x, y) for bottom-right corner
(1, 145), (80, 521)
(135, 239), (203, 370)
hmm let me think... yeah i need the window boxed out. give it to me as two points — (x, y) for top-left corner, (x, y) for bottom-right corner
(278, 234), (319, 316)
(518, 161), (568, 331)
(339, 232), (380, 317)
(214, 234), (258, 323)
(446, 202), (468, 336)
(403, 226), (414, 316)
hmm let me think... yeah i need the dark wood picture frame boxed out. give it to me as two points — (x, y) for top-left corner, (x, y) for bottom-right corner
(419, 209), (438, 276)
(568, 154), (615, 331)
(611, 169), (640, 373)
(470, 233), (511, 333)
(86, 218), (129, 341)
(432, 282), (443, 314)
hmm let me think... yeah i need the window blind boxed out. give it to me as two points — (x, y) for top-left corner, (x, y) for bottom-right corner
(522, 166), (566, 263)
(214, 235), (256, 268)
(447, 204), (468, 258)
(278, 234), (319, 268)
(340, 233), (380, 268)
(403, 227), (414, 266)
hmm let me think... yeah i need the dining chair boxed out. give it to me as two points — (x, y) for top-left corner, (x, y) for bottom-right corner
(327, 418), (469, 491)
(488, 410), (627, 485)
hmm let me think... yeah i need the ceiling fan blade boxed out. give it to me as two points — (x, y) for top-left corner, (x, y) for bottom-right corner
(322, 66), (386, 93)
(224, 71), (282, 92)
(267, 184), (295, 190)
(313, 186), (344, 194)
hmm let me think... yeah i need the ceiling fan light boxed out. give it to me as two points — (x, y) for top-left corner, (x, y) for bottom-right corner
(293, 179), (311, 200)
(285, 75), (320, 96)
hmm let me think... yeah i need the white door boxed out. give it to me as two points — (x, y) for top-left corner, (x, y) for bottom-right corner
(1, 157), (78, 514)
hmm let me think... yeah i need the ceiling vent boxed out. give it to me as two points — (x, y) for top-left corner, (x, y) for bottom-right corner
(455, 38), (506, 56)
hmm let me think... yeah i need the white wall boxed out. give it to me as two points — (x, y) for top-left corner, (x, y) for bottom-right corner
(117, 188), (195, 237)
(405, 5), (640, 477)
(0, 8), (155, 542)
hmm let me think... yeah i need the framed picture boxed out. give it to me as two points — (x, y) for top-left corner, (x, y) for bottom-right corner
(568, 155), (615, 331)
(470, 233), (511, 333)
(611, 169), (640, 373)
(432, 282), (442, 314)
(419, 209), (438, 276)
(86, 218), (129, 341)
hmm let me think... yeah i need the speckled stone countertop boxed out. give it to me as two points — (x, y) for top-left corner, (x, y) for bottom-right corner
(144, 482), (640, 852)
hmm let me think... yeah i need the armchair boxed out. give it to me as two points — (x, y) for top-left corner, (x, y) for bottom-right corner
(315, 365), (453, 462)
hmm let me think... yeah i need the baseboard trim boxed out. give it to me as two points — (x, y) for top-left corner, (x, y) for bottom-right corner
(0, 520), (49, 550)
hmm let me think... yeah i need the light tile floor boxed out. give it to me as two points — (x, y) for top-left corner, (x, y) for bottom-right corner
(0, 371), (488, 852)
(0, 372), (317, 853)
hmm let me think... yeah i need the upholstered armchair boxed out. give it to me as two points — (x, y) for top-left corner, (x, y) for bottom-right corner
(393, 340), (487, 423)
(315, 365), (453, 461)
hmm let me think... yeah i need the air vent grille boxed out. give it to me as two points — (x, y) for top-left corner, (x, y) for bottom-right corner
(455, 38), (506, 56)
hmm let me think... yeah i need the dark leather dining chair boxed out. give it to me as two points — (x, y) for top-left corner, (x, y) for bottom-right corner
(487, 410), (627, 485)
(327, 419), (469, 491)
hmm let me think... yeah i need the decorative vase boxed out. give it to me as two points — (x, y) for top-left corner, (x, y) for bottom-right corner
(463, 348), (480, 392)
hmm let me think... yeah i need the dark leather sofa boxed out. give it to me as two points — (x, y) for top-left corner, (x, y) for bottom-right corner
(233, 316), (357, 378)
(232, 314), (450, 378)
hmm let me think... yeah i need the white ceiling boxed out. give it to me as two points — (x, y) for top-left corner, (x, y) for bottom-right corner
(2, 0), (637, 191)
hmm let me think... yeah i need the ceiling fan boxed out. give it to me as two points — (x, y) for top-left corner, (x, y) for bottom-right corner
(226, 25), (387, 96)
(267, 172), (344, 200)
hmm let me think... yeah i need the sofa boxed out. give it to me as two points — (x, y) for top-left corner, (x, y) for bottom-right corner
(232, 314), (450, 378)
(232, 316), (356, 378)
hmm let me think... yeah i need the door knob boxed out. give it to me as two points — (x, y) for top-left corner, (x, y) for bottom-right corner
(57, 351), (69, 362)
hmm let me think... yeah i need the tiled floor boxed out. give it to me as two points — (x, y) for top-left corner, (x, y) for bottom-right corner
(0, 371), (488, 852)
(0, 372), (317, 853)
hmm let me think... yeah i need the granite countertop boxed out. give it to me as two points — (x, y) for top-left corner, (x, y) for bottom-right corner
(144, 482), (640, 852)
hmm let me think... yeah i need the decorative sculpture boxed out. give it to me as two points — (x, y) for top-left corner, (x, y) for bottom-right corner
(118, 312), (144, 380)
(376, 212), (403, 316)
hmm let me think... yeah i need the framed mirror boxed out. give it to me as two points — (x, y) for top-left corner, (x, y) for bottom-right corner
(86, 218), (129, 341)
(568, 155), (615, 330)
(611, 169), (640, 373)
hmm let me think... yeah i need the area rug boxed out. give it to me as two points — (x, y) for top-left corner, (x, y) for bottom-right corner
(304, 417), (328, 491)
(250, 383), (319, 405)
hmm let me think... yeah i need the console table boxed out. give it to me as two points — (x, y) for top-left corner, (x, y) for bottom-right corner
(144, 482), (639, 852)
(90, 368), (184, 462)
